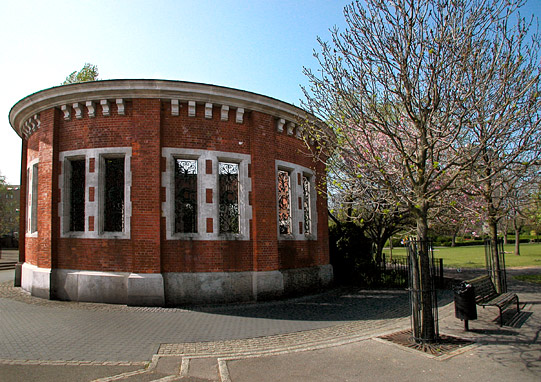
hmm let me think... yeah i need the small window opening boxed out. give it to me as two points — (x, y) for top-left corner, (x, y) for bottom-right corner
(174, 159), (198, 233)
(219, 162), (239, 234)
(104, 157), (125, 232)
(69, 159), (86, 231)
(278, 170), (291, 235)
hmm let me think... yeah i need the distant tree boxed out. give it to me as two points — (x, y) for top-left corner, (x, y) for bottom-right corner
(0, 174), (19, 237)
(62, 63), (99, 85)
(525, 183), (541, 237)
(458, 1), (541, 289)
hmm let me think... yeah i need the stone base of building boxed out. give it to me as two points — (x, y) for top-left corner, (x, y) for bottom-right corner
(20, 262), (333, 306)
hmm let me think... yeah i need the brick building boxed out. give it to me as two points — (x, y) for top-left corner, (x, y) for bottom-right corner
(9, 80), (332, 306)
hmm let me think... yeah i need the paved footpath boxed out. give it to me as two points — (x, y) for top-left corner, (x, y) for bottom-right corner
(0, 267), (539, 381)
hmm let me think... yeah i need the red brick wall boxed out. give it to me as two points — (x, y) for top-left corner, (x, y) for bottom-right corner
(56, 239), (133, 271)
(249, 112), (280, 272)
(130, 99), (162, 273)
(22, 98), (329, 274)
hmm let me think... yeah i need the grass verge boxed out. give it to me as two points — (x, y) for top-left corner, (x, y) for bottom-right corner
(383, 243), (541, 268)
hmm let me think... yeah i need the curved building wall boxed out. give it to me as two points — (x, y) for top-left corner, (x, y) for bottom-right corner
(10, 80), (332, 306)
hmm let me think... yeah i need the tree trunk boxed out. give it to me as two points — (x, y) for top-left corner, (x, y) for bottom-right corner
(488, 219), (504, 293)
(389, 238), (393, 261)
(503, 231), (508, 245)
(451, 232), (456, 247)
(411, 211), (436, 342)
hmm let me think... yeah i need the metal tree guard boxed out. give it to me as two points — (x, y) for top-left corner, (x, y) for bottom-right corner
(406, 239), (439, 343)
(484, 238), (507, 293)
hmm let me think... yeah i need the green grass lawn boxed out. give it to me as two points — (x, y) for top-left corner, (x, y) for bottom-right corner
(383, 243), (541, 268)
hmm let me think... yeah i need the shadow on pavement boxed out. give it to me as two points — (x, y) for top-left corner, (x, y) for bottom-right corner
(176, 287), (455, 322)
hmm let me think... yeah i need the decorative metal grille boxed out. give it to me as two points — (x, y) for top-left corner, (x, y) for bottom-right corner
(219, 162), (239, 234)
(104, 157), (125, 232)
(302, 175), (311, 234)
(70, 159), (86, 232)
(175, 159), (197, 233)
(278, 170), (291, 234)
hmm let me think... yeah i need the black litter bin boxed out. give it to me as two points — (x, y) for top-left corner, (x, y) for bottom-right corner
(454, 282), (477, 330)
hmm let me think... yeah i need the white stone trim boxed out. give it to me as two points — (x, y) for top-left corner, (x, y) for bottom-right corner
(22, 264), (331, 306)
(73, 102), (83, 119)
(21, 262), (51, 299)
(162, 148), (252, 241)
(22, 114), (40, 139)
(59, 154), (86, 236)
(61, 104), (71, 120)
(116, 98), (125, 115)
(26, 158), (39, 237)
(59, 147), (132, 239)
(287, 122), (295, 135)
(236, 108), (244, 124)
(10, 80), (316, 139)
(188, 101), (196, 117)
(205, 103), (213, 119)
(221, 105), (229, 121)
(276, 118), (285, 133)
(164, 265), (332, 305)
(171, 99), (179, 116)
(100, 99), (110, 116)
(86, 101), (96, 117)
(50, 267), (165, 306)
(275, 160), (318, 240)
(296, 125), (304, 139)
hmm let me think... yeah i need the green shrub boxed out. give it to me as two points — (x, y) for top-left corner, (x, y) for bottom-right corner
(329, 222), (377, 286)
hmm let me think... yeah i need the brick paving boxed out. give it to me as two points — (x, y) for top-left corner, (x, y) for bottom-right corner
(0, 267), (539, 382)
(0, 279), (420, 363)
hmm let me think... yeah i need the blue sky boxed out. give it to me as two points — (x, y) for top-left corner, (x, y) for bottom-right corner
(1, 0), (539, 184)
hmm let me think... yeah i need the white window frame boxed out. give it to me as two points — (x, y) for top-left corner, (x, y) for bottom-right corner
(277, 168), (292, 236)
(172, 155), (201, 238)
(302, 173), (313, 236)
(26, 159), (39, 237)
(275, 160), (318, 240)
(162, 148), (252, 241)
(59, 147), (132, 239)
(61, 155), (87, 236)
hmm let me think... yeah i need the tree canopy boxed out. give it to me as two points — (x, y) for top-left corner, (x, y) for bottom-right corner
(62, 63), (99, 85)
(302, 0), (540, 342)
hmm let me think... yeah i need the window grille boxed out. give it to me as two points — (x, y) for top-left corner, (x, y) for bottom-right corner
(278, 170), (291, 234)
(69, 159), (86, 232)
(219, 162), (239, 233)
(104, 157), (125, 232)
(174, 159), (197, 233)
(302, 175), (312, 234)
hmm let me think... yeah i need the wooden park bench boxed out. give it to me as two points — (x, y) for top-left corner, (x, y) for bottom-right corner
(467, 275), (520, 326)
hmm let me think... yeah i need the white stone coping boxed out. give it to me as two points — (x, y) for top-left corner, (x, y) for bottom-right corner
(9, 79), (317, 137)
